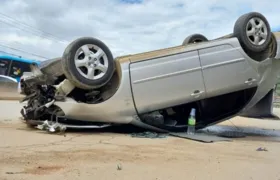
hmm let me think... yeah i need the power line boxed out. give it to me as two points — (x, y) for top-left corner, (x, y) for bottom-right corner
(0, 50), (45, 61)
(0, 50), (23, 58)
(0, 38), (59, 57)
(0, 12), (68, 42)
(0, 12), (67, 60)
(0, 19), (60, 43)
(0, 19), (67, 44)
(0, 44), (49, 59)
(0, 13), (68, 44)
(0, 12), (68, 43)
(0, 40), (24, 48)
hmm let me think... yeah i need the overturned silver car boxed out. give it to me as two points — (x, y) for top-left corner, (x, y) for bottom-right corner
(19, 12), (280, 132)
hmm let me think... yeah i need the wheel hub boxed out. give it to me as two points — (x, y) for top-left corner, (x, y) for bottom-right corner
(246, 17), (268, 46)
(74, 44), (109, 80)
(255, 28), (261, 36)
(88, 57), (98, 67)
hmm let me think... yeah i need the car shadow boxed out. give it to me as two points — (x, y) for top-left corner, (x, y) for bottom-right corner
(17, 121), (280, 142)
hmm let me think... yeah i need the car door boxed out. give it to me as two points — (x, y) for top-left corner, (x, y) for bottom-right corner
(130, 50), (206, 114)
(198, 44), (260, 98)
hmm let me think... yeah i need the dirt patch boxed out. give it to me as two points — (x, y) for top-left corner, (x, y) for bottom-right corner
(1, 100), (280, 180)
(23, 165), (64, 175)
(6, 165), (64, 175)
(0, 82), (24, 100)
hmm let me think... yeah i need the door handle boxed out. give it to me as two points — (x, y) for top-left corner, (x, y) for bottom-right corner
(245, 78), (256, 85)
(191, 90), (204, 98)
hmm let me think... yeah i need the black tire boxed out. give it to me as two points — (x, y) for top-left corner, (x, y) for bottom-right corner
(233, 12), (272, 53)
(182, 34), (208, 45)
(246, 34), (276, 62)
(61, 37), (115, 90)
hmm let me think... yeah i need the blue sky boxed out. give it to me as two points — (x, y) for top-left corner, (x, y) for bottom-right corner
(0, 0), (279, 60)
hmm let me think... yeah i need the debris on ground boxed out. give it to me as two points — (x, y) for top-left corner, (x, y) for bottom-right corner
(117, 164), (122, 170)
(6, 172), (20, 174)
(216, 131), (246, 138)
(130, 131), (168, 139)
(130, 131), (234, 143)
(169, 132), (232, 143)
(256, 147), (268, 151)
(37, 120), (67, 133)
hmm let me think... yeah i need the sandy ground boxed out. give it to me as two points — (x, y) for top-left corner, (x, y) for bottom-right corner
(1, 100), (280, 180)
(0, 83), (24, 100)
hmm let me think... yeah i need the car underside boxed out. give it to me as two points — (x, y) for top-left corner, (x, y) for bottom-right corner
(18, 12), (280, 133)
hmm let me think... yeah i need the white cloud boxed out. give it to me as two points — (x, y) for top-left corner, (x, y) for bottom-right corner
(0, 0), (279, 61)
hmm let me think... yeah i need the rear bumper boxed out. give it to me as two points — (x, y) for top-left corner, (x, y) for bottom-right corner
(240, 43), (280, 116)
(240, 89), (280, 119)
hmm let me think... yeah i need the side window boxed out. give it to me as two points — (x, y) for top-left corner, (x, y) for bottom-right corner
(8, 61), (31, 78)
(0, 59), (11, 75)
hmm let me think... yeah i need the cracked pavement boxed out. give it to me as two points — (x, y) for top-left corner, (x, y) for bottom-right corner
(1, 100), (280, 180)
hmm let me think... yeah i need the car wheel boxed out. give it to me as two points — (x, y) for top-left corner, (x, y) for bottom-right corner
(61, 37), (115, 90)
(182, 34), (208, 45)
(233, 12), (272, 53)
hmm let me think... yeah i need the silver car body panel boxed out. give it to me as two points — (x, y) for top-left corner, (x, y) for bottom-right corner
(242, 37), (280, 112)
(22, 33), (280, 129)
(55, 61), (137, 124)
(130, 50), (206, 113)
(198, 44), (260, 98)
(241, 58), (280, 112)
(275, 38), (280, 59)
(0, 75), (18, 83)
